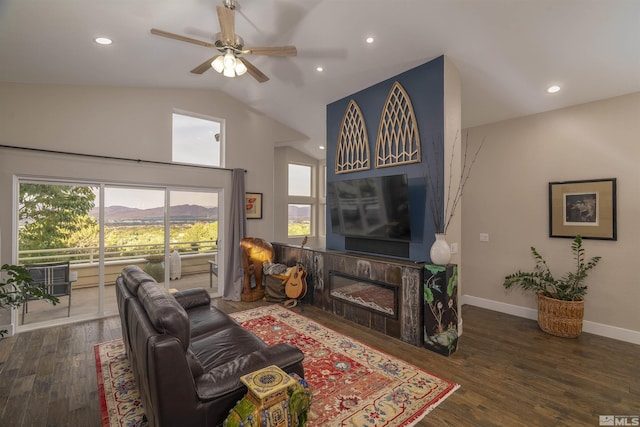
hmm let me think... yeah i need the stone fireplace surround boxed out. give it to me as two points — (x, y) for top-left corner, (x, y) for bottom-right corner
(272, 243), (423, 346)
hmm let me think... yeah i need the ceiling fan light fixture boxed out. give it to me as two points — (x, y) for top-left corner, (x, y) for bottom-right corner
(151, 1), (295, 83)
(235, 60), (247, 76)
(212, 50), (243, 77)
(211, 56), (225, 73)
(223, 51), (236, 69)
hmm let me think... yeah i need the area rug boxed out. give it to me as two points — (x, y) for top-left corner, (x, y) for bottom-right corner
(95, 305), (459, 426)
(95, 339), (146, 427)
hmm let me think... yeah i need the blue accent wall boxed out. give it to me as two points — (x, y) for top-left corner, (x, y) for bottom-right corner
(326, 55), (445, 261)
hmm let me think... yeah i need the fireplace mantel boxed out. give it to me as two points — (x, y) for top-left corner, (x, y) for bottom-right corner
(272, 243), (424, 346)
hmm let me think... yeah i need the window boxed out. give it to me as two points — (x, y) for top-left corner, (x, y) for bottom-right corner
(287, 163), (313, 237)
(172, 112), (222, 167)
(288, 164), (311, 196)
(288, 204), (311, 236)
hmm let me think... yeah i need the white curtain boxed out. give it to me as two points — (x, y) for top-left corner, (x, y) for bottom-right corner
(222, 168), (246, 300)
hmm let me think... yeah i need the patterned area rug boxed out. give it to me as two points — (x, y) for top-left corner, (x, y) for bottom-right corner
(95, 340), (145, 427)
(95, 305), (459, 426)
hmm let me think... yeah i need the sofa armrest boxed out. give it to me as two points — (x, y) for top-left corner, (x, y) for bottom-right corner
(194, 343), (304, 401)
(173, 288), (211, 309)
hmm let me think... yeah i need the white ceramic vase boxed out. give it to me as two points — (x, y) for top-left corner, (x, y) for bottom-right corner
(430, 233), (452, 265)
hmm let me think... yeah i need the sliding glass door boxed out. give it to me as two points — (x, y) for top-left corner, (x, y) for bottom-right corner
(103, 186), (166, 315)
(16, 179), (223, 327)
(169, 190), (221, 297)
(17, 181), (100, 324)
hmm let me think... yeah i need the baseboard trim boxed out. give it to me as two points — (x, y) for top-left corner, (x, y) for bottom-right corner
(462, 295), (640, 345)
(462, 295), (538, 320)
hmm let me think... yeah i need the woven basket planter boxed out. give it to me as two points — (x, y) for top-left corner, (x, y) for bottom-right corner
(537, 293), (584, 338)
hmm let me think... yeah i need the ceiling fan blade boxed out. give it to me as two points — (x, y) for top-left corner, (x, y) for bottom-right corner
(239, 57), (269, 83)
(216, 5), (235, 45)
(191, 56), (219, 74)
(150, 28), (216, 49)
(243, 46), (297, 57)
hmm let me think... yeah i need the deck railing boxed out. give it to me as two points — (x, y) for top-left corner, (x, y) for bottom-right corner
(18, 240), (217, 264)
(17, 241), (218, 289)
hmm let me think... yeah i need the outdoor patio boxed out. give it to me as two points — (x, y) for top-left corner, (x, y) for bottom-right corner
(18, 270), (217, 327)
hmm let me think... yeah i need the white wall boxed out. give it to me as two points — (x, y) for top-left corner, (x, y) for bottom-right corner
(462, 92), (640, 342)
(443, 56), (463, 265)
(0, 82), (308, 333)
(443, 57), (464, 333)
(0, 82), (308, 255)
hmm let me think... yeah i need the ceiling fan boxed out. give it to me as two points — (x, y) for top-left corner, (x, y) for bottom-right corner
(150, 0), (297, 83)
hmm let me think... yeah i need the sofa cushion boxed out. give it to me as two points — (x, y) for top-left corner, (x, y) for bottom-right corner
(173, 288), (211, 309)
(121, 265), (157, 295)
(187, 305), (238, 338)
(137, 281), (191, 352)
(191, 326), (266, 372)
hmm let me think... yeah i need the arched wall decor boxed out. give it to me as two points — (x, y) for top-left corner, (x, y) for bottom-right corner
(375, 81), (421, 168)
(326, 55), (447, 261)
(335, 99), (370, 174)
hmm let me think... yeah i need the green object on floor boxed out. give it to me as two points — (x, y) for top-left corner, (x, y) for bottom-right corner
(222, 367), (311, 427)
(223, 398), (259, 427)
(144, 260), (164, 282)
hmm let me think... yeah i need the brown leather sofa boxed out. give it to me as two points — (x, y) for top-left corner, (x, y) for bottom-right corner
(115, 265), (305, 427)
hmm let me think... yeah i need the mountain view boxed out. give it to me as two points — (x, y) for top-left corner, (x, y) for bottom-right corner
(90, 204), (218, 224)
(288, 204), (311, 219)
(88, 203), (307, 224)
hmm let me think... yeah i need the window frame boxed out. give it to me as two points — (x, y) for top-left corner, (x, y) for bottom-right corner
(171, 110), (225, 168)
(287, 162), (315, 238)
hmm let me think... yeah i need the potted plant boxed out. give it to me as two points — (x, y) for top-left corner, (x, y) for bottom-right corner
(0, 263), (59, 337)
(503, 235), (601, 338)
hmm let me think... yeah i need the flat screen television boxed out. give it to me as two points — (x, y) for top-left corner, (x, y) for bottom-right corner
(327, 174), (411, 241)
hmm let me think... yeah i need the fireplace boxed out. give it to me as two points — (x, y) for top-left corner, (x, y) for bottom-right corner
(329, 271), (398, 319)
(272, 243), (424, 346)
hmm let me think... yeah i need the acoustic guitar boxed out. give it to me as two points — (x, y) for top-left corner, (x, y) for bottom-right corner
(285, 236), (308, 299)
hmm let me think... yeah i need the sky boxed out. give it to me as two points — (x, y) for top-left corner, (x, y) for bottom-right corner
(172, 113), (221, 167)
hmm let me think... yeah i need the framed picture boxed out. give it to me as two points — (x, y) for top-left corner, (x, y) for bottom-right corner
(245, 192), (263, 219)
(549, 178), (616, 240)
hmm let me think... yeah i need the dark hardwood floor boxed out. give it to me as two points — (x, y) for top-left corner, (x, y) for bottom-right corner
(0, 302), (637, 426)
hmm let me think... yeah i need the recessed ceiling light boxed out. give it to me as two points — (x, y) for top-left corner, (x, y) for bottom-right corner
(95, 37), (113, 45)
(547, 85), (560, 94)
(316, 66), (324, 72)
(319, 146), (325, 150)
(365, 37), (374, 44)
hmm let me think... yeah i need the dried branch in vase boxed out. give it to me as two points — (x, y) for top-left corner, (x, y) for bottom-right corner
(426, 131), (485, 234)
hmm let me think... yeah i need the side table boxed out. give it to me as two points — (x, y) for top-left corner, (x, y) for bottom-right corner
(223, 365), (311, 427)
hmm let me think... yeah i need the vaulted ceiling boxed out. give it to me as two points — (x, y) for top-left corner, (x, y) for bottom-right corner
(1, 0), (639, 159)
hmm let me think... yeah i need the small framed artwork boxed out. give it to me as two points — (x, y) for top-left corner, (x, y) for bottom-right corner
(245, 192), (263, 219)
(549, 178), (616, 240)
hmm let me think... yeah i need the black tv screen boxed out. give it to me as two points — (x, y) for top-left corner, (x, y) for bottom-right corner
(328, 174), (411, 241)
